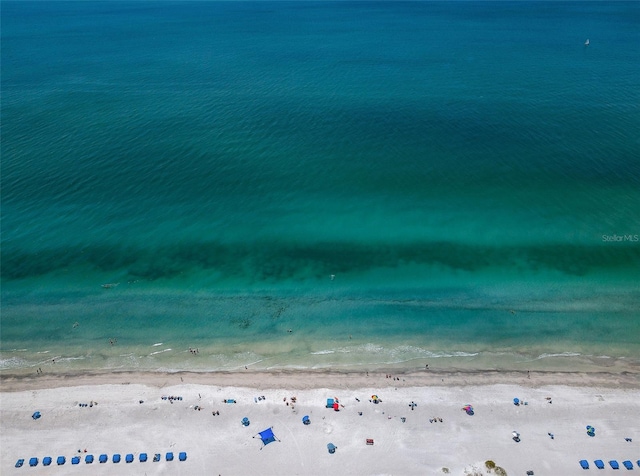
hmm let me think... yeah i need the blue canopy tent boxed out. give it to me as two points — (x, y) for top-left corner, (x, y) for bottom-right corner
(15, 459), (24, 468)
(254, 427), (280, 449)
(579, 460), (589, 469)
(140, 453), (148, 462)
(326, 398), (334, 408)
(594, 460), (604, 469)
(32, 411), (41, 420)
(302, 415), (310, 425)
(112, 453), (121, 463)
(153, 453), (161, 462)
(56, 456), (66, 465)
(29, 457), (38, 467)
(125, 454), (134, 463)
(623, 461), (633, 470)
(43, 457), (52, 466)
(327, 443), (337, 454)
(85, 454), (94, 464)
(71, 456), (80, 465)
(609, 460), (619, 469)
(166, 452), (174, 461)
(179, 452), (187, 461)
(99, 454), (108, 463)
(242, 417), (250, 427)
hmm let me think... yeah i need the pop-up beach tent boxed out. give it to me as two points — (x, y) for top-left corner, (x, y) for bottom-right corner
(254, 427), (280, 449)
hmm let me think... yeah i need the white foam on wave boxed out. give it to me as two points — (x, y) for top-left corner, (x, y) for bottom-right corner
(310, 350), (335, 355)
(37, 350), (50, 354)
(152, 343), (163, 347)
(535, 352), (581, 360)
(0, 357), (28, 370)
(149, 348), (172, 356)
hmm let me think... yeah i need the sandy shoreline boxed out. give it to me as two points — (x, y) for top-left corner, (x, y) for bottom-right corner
(2, 367), (639, 392)
(1, 370), (639, 475)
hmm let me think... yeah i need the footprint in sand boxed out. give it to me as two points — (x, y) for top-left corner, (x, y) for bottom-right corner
(323, 423), (334, 434)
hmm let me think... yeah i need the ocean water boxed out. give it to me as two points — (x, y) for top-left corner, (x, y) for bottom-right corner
(2, 1), (639, 375)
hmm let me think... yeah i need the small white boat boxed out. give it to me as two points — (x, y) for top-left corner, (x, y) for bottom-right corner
(584, 39), (590, 46)
(101, 283), (119, 289)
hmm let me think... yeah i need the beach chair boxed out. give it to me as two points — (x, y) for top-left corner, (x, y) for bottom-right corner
(32, 411), (41, 420)
(610, 460), (620, 469)
(242, 417), (250, 427)
(125, 453), (134, 463)
(29, 457), (38, 467)
(15, 459), (24, 468)
(327, 443), (337, 454)
(113, 453), (121, 463)
(326, 398), (334, 408)
(57, 456), (66, 465)
(85, 454), (94, 464)
(637, 460), (640, 468)
(71, 456), (80, 465)
(99, 454), (108, 463)
(579, 460), (589, 469)
(140, 453), (148, 462)
(594, 460), (605, 469)
(43, 456), (52, 466)
(366, 439), (374, 445)
(179, 451), (187, 461)
(623, 460), (633, 470)
(166, 452), (174, 461)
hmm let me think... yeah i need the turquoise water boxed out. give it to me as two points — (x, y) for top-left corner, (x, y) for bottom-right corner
(2, 1), (639, 374)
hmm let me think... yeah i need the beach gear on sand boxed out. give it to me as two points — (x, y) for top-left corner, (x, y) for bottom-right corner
(85, 454), (94, 464)
(326, 398), (334, 408)
(513, 398), (520, 406)
(166, 452), (174, 461)
(153, 453), (161, 462)
(29, 457), (38, 467)
(15, 459), (24, 468)
(140, 453), (148, 462)
(255, 427), (280, 449)
(623, 461), (633, 470)
(333, 402), (339, 411)
(302, 415), (310, 425)
(71, 456), (80, 465)
(113, 454), (121, 463)
(609, 460), (619, 469)
(586, 425), (595, 437)
(43, 456), (52, 466)
(579, 460), (589, 469)
(57, 456), (65, 465)
(327, 443), (337, 454)
(242, 417), (250, 427)
(32, 411), (41, 420)
(99, 454), (108, 463)
(179, 452), (187, 461)
(126, 453), (134, 463)
(594, 460), (604, 469)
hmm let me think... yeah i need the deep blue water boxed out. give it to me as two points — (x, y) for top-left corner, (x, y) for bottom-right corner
(2, 1), (639, 374)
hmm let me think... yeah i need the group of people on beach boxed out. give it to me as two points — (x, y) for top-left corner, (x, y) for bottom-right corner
(189, 348), (199, 354)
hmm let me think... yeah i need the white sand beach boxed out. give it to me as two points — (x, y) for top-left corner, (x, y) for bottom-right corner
(1, 370), (639, 475)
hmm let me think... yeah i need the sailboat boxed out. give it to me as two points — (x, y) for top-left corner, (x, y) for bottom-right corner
(584, 39), (590, 46)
